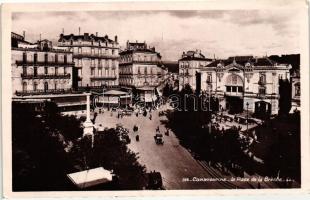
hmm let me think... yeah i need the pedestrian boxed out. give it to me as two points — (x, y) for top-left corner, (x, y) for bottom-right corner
(149, 114), (152, 120)
(165, 128), (169, 136)
(156, 126), (160, 133)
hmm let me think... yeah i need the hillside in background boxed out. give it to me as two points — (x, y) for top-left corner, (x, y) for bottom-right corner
(162, 61), (179, 73)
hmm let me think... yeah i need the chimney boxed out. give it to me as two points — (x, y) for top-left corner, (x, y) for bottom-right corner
(84, 33), (89, 40)
(78, 27), (81, 35)
(23, 31), (25, 39)
(62, 28), (64, 34)
(115, 35), (118, 43)
(96, 32), (98, 37)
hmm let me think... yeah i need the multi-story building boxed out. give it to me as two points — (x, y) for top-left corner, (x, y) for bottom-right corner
(58, 33), (119, 90)
(119, 41), (168, 103)
(291, 69), (300, 112)
(11, 32), (88, 114)
(12, 33), (74, 96)
(179, 54), (292, 115)
(178, 50), (213, 90)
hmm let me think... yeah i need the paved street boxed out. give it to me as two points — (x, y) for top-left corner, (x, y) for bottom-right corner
(94, 105), (225, 189)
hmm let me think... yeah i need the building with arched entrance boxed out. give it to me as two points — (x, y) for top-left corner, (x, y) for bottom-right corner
(179, 54), (292, 115)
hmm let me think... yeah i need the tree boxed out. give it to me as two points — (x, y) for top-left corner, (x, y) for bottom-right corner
(278, 78), (292, 115)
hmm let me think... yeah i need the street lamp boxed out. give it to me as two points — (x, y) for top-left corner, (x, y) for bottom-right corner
(246, 102), (249, 133)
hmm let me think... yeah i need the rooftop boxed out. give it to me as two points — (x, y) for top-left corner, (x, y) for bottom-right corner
(179, 50), (213, 61)
(206, 56), (280, 67)
(58, 33), (116, 43)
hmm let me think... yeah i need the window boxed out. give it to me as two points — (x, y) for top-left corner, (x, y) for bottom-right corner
(70, 40), (73, 45)
(259, 74), (266, 84)
(226, 86), (231, 92)
(295, 83), (300, 96)
(64, 54), (67, 64)
(144, 67), (147, 75)
(207, 75), (212, 83)
(34, 53), (37, 64)
(34, 67), (37, 76)
(112, 49), (115, 55)
(91, 68), (95, 76)
(33, 82), (37, 91)
(232, 86), (237, 92)
(22, 82), (27, 92)
(54, 82), (57, 90)
(55, 54), (58, 63)
(44, 53), (48, 63)
(23, 66), (27, 75)
(238, 86), (243, 92)
(259, 86), (266, 95)
(44, 82), (48, 91)
(64, 67), (67, 74)
(44, 67), (48, 74)
(23, 52), (27, 63)
(55, 67), (58, 75)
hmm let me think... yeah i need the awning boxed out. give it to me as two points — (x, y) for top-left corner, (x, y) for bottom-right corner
(104, 90), (129, 96)
(67, 167), (113, 189)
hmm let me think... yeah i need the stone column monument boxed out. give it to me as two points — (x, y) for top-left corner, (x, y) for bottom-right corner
(83, 92), (94, 136)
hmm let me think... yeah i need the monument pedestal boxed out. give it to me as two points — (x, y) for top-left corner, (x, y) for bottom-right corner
(82, 93), (94, 147)
(83, 120), (94, 136)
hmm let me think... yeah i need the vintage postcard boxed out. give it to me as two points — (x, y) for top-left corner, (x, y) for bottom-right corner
(1, 0), (309, 198)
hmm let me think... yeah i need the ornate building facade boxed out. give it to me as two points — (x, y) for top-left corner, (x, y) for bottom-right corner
(119, 41), (168, 103)
(12, 33), (74, 96)
(179, 54), (291, 115)
(178, 50), (213, 91)
(58, 33), (119, 89)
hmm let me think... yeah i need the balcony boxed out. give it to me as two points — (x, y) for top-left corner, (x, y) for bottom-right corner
(120, 60), (162, 65)
(90, 76), (117, 81)
(224, 92), (243, 97)
(15, 88), (73, 96)
(258, 80), (267, 85)
(73, 52), (119, 59)
(16, 60), (74, 67)
(21, 73), (71, 79)
(256, 93), (278, 99)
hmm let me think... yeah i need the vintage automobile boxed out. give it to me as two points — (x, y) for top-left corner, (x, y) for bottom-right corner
(154, 133), (164, 145)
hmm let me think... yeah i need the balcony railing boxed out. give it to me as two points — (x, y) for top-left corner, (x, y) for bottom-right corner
(90, 76), (117, 81)
(224, 92), (243, 97)
(16, 60), (74, 66)
(21, 73), (71, 79)
(77, 85), (120, 92)
(120, 60), (162, 65)
(258, 80), (266, 85)
(15, 88), (74, 96)
(73, 52), (119, 59)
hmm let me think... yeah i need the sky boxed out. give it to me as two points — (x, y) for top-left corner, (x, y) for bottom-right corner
(12, 10), (301, 61)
